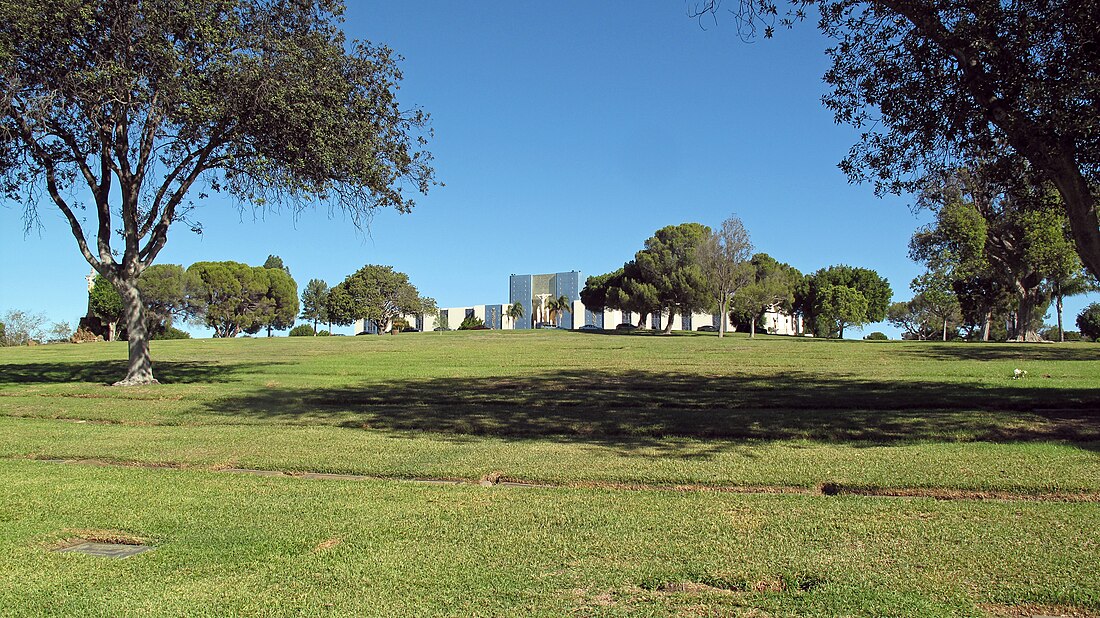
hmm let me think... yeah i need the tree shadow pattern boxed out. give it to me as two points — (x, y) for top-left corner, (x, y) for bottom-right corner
(204, 369), (1100, 446)
(0, 360), (272, 385)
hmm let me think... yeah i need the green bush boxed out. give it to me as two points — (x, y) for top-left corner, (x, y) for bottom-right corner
(289, 324), (316, 337)
(458, 314), (485, 330)
(863, 331), (889, 341)
(153, 326), (191, 340)
(317, 330), (332, 337)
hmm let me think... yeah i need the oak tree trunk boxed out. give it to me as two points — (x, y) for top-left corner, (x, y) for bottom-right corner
(662, 307), (675, 334)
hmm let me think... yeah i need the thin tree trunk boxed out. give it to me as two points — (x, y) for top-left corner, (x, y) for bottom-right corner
(662, 307), (675, 334)
(942, 317), (948, 341)
(750, 314), (756, 339)
(114, 278), (157, 386)
(718, 298), (727, 338)
(1056, 291), (1065, 342)
(982, 310), (992, 341)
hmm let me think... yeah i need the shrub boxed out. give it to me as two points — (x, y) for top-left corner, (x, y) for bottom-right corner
(289, 324), (316, 337)
(154, 326), (191, 340)
(1063, 331), (1083, 342)
(458, 314), (485, 330)
(1076, 304), (1100, 341)
(863, 331), (889, 341)
(317, 330), (332, 337)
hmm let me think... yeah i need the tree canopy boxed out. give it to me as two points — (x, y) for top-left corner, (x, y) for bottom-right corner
(635, 223), (713, 333)
(326, 265), (427, 334)
(0, 0), (435, 383)
(800, 265), (891, 338)
(184, 261), (294, 338)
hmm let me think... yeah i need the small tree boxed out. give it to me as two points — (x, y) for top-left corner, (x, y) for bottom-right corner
(730, 253), (796, 339)
(695, 215), (754, 338)
(911, 271), (961, 341)
(88, 276), (124, 341)
(506, 301), (524, 329)
(300, 279), (330, 335)
(326, 265), (424, 334)
(48, 321), (72, 343)
(458, 314), (485, 330)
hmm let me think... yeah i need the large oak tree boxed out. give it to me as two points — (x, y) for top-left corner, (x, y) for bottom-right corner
(0, 0), (435, 384)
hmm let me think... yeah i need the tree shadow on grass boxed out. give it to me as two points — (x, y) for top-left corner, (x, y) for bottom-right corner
(203, 369), (1100, 450)
(893, 342), (1100, 362)
(0, 360), (276, 385)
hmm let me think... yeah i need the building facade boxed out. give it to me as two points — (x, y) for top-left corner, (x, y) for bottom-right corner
(357, 270), (800, 335)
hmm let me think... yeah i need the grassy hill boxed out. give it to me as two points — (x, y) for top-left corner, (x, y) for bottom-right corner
(1, 331), (1097, 616)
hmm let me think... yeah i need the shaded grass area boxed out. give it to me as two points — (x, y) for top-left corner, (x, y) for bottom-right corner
(2, 459), (1098, 618)
(205, 369), (1100, 443)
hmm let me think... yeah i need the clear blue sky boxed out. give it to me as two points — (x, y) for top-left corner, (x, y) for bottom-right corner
(1, 2), (1094, 337)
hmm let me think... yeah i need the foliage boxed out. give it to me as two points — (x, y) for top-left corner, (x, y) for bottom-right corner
(695, 215), (754, 337)
(254, 267), (298, 335)
(730, 253), (799, 338)
(263, 255), (289, 273)
(816, 284), (869, 338)
(910, 271), (962, 341)
(800, 265), (890, 338)
(458, 314), (485, 330)
(0, 0), (436, 383)
(184, 261), (279, 338)
(887, 299), (934, 341)
(635, 223), (713, 332)
(300, 279), (331, 333)
(505, 301), (525, 326)
(46, 321), (72, 343)
(153, 326), (191, 340)
(289, 324), (316, 337)
(0, 309), (47, 345)
(326, 265), (425, 333)
(88, 276), (124, 338)
(863, 331), (888, 341)
(316, 330), (332, 337)
(911, 167), (1068, 341)
(579, 272), (615, 313)
(136, 264), (188, 336)
(1077, 304), (1100, 341)
(545, 295), (570, 326)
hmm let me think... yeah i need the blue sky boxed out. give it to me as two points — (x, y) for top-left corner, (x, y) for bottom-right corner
(1, 2), (1094, 337)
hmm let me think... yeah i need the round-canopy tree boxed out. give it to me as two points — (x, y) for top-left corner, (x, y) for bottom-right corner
(0, 0), (435, 384)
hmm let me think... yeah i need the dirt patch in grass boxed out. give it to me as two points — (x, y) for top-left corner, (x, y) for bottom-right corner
(311, 537), (343, 552)
(818, 482), (1100, 503)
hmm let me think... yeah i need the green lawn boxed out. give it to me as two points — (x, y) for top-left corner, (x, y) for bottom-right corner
(1, 331), (1098, 616)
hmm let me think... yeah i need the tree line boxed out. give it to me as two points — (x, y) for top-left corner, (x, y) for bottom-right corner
(887, 167), (1098, 342)
(580, 216), (892, 339)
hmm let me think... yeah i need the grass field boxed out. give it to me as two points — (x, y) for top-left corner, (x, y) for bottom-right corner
(1, 331), (1098, 616)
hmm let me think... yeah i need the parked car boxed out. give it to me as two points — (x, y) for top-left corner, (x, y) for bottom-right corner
(697, 325), (718, 332)
(535, 322), (560, 329)
(578, 324), (601, 331)
(401, 326), (420, 332)
(615, 323), (638, 331)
